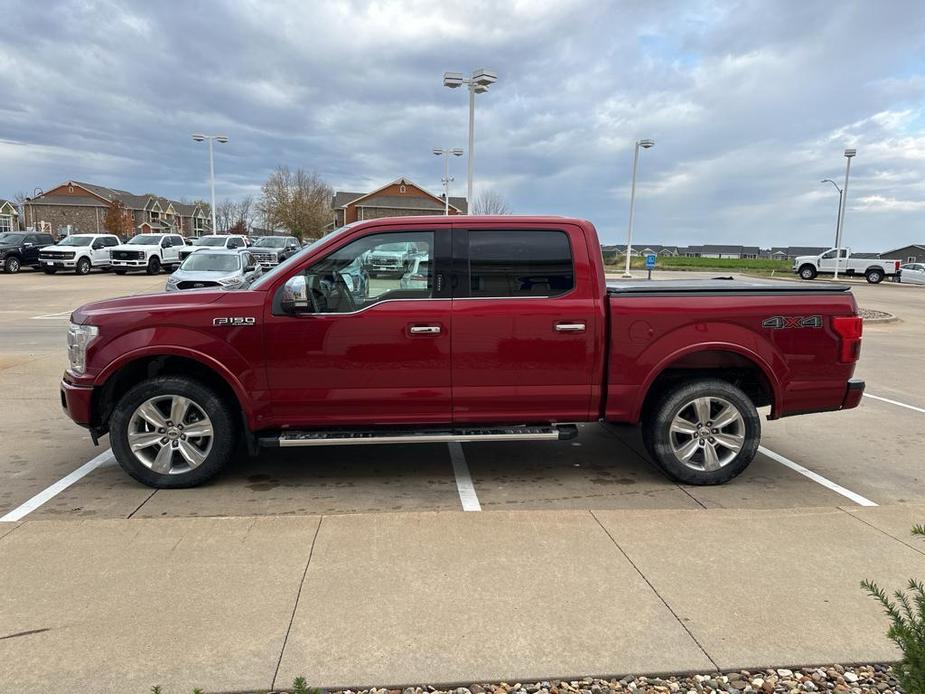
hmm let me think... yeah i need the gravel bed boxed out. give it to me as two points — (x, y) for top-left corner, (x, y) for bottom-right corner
(859, 308), (895, 321)
(279, 665), (903, 694)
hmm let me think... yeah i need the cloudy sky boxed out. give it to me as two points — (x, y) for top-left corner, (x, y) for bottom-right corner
(1, 0), (924, 249)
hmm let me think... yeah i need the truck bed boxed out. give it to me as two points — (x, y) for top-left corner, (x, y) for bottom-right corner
(606, 278), (852, 295)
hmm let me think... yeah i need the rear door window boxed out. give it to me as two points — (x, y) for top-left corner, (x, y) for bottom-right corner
(467, 230), (574, 297)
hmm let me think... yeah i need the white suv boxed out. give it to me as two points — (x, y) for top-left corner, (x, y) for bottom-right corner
(110, 234), (187, 274)
(38, 234), (121, 275)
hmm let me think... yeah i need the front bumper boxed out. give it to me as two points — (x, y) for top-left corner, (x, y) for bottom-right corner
(111, 259), (148, 267)
(60, 377), (94, 426)
(42, 260), (77, 268)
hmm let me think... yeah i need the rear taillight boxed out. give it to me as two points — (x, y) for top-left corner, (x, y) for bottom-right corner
(832, 315), (863, 363)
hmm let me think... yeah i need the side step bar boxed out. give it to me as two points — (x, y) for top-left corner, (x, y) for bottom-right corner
(259, 424), (579, 448)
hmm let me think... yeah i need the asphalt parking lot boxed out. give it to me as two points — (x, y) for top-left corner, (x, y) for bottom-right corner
(1, 266), (923, 522)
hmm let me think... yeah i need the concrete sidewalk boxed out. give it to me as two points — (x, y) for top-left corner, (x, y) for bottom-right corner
(1, 505), (923, 694)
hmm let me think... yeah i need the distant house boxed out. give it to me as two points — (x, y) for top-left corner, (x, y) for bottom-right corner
(882, 244), (925, 263)
(332, 177), (467, 227)
(0, 199), (20, 232)
(23, 181), (211, 238)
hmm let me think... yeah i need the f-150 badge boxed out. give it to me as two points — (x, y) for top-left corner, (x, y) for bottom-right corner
(762, 315), (822, 329)
(213, 317), (256, 326)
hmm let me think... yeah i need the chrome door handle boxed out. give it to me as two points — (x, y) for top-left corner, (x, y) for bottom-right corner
(409, 325), (441, 335)
(555, 322), (586, 333)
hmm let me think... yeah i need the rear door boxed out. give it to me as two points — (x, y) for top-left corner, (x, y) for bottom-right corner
(450, 224), (600, 423)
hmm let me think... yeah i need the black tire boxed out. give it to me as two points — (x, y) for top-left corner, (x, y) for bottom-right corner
(146, 256), (161, 275)
(110, 376), (238, 488)
(3, 256), (21, 274)
(43, 267), (58, 275)
(642, 378), (760, 485)
(798, 265), (817, 280)
(75, 257), (91, 275)
(113, 269), (128, 275)
(865, 268), (884, 284)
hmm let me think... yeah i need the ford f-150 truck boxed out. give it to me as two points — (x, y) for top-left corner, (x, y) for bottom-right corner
(61, 216), (865, 489)
(793, 248), (902, 283)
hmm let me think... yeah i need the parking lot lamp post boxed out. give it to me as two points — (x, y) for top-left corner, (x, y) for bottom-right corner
(623, 138), (655, 278)
(821, 178), (843, 262)
(433, 147), (464, 215)
(443, 69), (498, 206)
(192, 134), (229, 234)
(833, 149), (856, 280)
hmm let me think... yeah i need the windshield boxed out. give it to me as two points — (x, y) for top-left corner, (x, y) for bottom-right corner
(180, 253), (241, 272)
(254, 237), (289, 248)
(251, 224), (356, 289)
(128, 235), (162, 245)
(0, 233), (25, 244)
(57, 236), (94, 247)
(193, 236), (227, 247)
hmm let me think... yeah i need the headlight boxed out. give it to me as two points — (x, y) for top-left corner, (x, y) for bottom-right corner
(166, 276), (179, 285)
(67, 322), (98, 375)
(218, 276), (243, 287)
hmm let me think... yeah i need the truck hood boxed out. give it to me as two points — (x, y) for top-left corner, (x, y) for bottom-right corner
(111, 244), (159, 252)
(71, 290), (226, 325)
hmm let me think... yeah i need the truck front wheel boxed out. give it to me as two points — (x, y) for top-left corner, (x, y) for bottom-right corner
(642, 379), (760, 485)
(798, 265), (817, 280)
(146, 256), (161, 275)
(865, 269), (884, 284)
(110, 376), (237, 488)
(75, 257), (91, 275)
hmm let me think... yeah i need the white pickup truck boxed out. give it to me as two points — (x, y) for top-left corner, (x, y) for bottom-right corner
(793, 248), (902, 284)
(109, 233), (187, 275)
(38, 234), (120, 275)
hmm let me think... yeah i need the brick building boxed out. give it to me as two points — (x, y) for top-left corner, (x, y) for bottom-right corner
(23, 181), (211, 238)
(332, 178), (467, 228)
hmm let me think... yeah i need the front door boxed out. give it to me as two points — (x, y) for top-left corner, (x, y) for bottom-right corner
(450, 225), (600, 424)
(263, 228), (452, 427)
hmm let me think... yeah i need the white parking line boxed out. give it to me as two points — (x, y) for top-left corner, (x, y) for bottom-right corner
(864, 393), (925, 415)
(758, 445), (877, 507)
(30, 310), (73, 320)
(448, 442), (481, 511)
(0, 449), (116, 522)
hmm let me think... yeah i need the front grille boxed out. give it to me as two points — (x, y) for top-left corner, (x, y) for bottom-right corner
(177, 280), (221, 290)
(370, 255), (400, 266)
(253, 251), (278, 264)
(40, 251), (76, 260)
(113, 250), (144, 260)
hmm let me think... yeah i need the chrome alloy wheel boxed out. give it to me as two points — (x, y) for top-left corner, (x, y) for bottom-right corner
(127, 395), (214, 475)
(669, 395), (745, 472)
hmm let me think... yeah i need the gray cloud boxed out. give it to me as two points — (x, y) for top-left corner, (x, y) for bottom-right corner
(1, 0), (923, 249)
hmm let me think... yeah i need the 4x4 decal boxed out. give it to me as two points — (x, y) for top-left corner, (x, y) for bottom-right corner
(762, 315), (823, 329)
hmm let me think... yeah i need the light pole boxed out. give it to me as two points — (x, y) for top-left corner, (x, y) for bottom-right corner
(442, 68), (498, 207)
(192, 133), (228, 234)
(821, 178), (843, 257)
(433, 147), (464, 215)
(623, 138), (655, 278)
(833, 148), (857, 280)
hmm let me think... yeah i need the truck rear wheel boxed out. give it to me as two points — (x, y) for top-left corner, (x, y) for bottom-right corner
(642, 379), (760, 485)
(865, 268), (884, 284)
(110, 376), (238, 488)
(798, 265), (817, 280)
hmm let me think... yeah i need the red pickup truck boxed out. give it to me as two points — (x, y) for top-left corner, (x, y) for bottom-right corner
(61, 216), (864, 489)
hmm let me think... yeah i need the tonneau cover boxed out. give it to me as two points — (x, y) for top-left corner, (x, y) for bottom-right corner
(606, 278), (851, 295)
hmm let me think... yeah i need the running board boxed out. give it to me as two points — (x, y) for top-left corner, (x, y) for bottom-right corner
(259, 424), (579, 448)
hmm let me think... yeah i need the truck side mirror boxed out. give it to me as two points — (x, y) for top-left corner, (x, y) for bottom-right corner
(280, 275), (311, 314)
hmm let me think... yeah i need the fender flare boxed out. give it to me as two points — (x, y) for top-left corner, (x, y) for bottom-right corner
(632, 340), (783, 421)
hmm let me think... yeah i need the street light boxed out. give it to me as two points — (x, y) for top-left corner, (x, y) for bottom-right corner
(443, 68), (498, 207)
(433, 147), (464, 215)
(623, 138), (655, 278)
(832, 148), (857, 280)
(821, 178), (843, 269)
(192, 133), (229, 234)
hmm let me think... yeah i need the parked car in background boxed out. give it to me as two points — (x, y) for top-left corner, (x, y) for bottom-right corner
(794, 248), (902, 283)
(39, 234), (120, 275)
(0, 231), (55, 273)
(250, 236), (301, 267)
(165, 248), (262, 292)
(178, 235), (250, 262)
(110, 234), (186, 275)
(899, 263), (925, 285)
(400, 257), (430, 289)
(363, 241), (414, 277)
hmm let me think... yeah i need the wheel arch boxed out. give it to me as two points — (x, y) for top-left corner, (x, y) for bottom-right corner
(636, 345), (781, 424)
